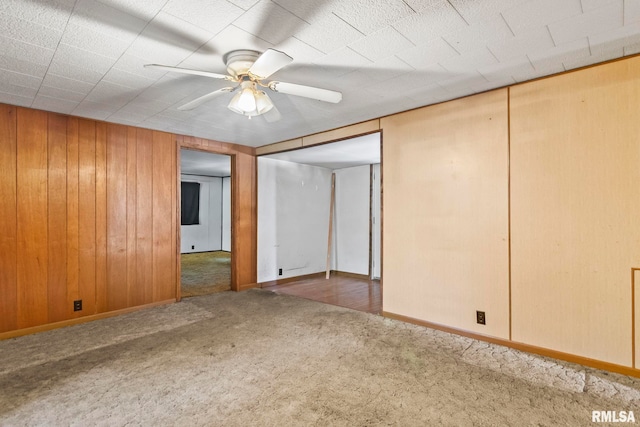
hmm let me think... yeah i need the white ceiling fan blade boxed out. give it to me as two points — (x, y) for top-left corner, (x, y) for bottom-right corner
(145, 64), (231, 80)
(269, 81), (342, 103)
(178, 87), (236, 111)
(263, 104), (282, 123)
(248, 49), (293, 80)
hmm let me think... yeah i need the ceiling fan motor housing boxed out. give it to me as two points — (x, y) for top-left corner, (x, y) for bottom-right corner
(223, 49), (261, 77)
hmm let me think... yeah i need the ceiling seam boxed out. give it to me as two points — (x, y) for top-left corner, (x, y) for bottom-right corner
(393, 27), (417, 48)
(442, 37), (462, 56)
(400, 1), (417, 14)
(331, 12), (366, 37)
(291, 35), (328, 55)
(271, 0), (314, 25)
(546, 25), (558, 47)
(500, 13), (516, 37)
(31, 0), (79, 108)
(394, 55), (416, 70)
(446, 0), (469, 26)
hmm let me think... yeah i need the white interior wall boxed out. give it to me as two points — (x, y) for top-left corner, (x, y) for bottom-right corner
(222, 177), (231, 252)
(180, 175), (223, 254)
(258, 157), (332, 282)
(331, 165), (371, 275)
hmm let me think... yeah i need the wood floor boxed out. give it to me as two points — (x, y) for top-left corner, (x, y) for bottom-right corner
(263, 273), (381, 315)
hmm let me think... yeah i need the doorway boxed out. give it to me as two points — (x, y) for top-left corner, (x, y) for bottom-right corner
(179, 148), (232, 298)
(257, 132), (382, 313)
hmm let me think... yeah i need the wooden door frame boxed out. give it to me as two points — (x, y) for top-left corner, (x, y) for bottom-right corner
(175, 145), (236, 301)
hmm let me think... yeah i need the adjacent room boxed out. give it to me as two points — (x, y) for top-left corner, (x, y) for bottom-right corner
(257, 133), (382, 314)
(179, 149), (232, 298)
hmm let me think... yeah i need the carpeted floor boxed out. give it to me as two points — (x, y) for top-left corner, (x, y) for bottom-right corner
(1, 289), (639, 426)
(181, 251), (231, 297)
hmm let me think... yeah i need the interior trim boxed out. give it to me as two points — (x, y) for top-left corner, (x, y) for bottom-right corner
(0, 299), (176, 341)
(332, 271), (370, 280)
(633, 268), (638, 368)
(258, 272), (326, 288)
(383, 310), (640, 379)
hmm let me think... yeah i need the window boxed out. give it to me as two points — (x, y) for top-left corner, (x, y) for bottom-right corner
(181, 182), (200, 225)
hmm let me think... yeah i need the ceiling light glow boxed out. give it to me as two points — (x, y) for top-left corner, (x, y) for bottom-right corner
(228, 81), (274, 118)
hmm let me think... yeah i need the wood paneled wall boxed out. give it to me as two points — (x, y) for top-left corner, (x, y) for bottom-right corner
(0, 105), (257, 335)
(0, 106), (174, 332)
(0, 105), (18, 332)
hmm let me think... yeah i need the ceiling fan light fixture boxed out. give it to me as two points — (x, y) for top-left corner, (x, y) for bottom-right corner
(227, 93), (244, 115)
(255, 91), (274, 114)
(237, 89), (256, 112)
(228, 82), (274, 118)
(228, 81), (257, 115)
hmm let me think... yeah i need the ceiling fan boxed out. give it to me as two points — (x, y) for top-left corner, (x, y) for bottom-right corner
(145, 49), (342, 121)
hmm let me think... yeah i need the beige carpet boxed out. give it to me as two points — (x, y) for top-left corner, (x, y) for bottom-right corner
(181, 251), (231, 297)
(1, 289), (639, 426)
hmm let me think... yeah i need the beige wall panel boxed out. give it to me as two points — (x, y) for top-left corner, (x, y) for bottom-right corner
(381, 89), (510, 339)
(255, 138), (302, 155)
(510, 57), (640, 367)
(302, 119), (380, 146)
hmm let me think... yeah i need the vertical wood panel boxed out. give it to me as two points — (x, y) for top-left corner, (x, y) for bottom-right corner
(0, 105), (17, 333)
(152, 131), (176, 301)
(16, 108), (49, 328)
(106, 124), (128, 311)
(136, 129), (153, 304)
(78, 119), (96, 315)
(95, 122), (108, 313)
(510, 58), (640, 366)
(47, 113), (68, 323)
(171, 138), (177, 298)
(232, 153), (257, 289)
(96, 122), (107, 313)
(126, 127), (138, 305)
(66, 118), (80, 313)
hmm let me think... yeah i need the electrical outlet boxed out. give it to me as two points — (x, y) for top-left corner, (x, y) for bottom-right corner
(278, 268), (283, 276)
(476, 310), (486, 325)
(74, 300), (82, 312)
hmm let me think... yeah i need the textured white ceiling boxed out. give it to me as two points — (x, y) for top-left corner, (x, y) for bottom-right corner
(181, 148), (231, 176)
(2, 0), (640, 147)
